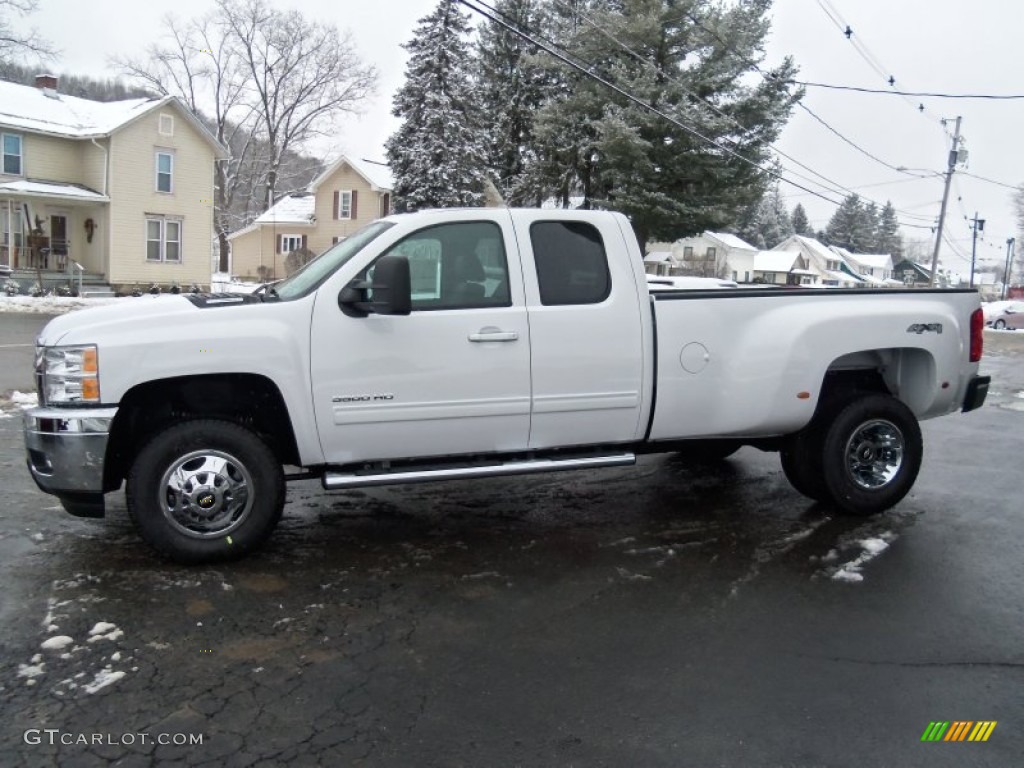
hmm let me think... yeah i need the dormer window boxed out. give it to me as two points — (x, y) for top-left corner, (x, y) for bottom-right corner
(156, 150), (174, 193)
(2, 133), (22, 175)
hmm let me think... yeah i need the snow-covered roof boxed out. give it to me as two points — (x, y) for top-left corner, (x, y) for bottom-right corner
(836, 248), (892, 271)
(0, 80), (228, 157)
(311, 154), (394, 192)
(0, 179), (108, 202)
(252, 194), (316, 225)
(644, 251), (673, 263)
(754, 250), (801, 272)
(0, 79), (156, 137)
(707, 232), (756, 251)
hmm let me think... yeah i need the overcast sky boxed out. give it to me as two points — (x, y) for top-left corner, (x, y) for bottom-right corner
(26, 0), (1024, 267)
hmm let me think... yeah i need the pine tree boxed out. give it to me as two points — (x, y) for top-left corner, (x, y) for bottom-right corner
(791, 203), (812, 237)
(525, 0), (802, 250)
(386, 0), (487, 210)
(735, 184), (794, 249)
(825, 194), (875, 251)
(476, 0), (547, 203)
(875, 201), (903, 258)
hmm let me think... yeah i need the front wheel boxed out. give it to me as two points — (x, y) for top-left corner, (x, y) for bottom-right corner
(127, 420), (285, 563)
(819, 395), (922, 516)
(993, 319), (1006, 330)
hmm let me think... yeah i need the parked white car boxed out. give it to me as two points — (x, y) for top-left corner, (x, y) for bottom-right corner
(25, 209), (989, 562)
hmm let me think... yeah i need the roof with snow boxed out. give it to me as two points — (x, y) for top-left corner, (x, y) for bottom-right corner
(0, 79), (227, 157)
(707, 232), (757, 251)
(311, 155), (394, 192)
(831, 247), (893, 271)
(754, 250), (802, 272)
(644, 251), (673, 263)
(0, 179), (108, 203)
(253, 194), (316, 225)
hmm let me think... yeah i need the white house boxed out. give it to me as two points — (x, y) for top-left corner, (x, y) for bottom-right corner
(830, 247), (900, 286)
(773, 235), (865, 287)
(752, 250), (816, 285)
(663, 231), (757, 280)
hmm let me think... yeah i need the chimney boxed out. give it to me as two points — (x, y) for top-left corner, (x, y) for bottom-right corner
(35, 74), (58, 91)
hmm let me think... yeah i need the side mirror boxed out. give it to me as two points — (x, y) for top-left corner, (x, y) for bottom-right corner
(339, 255), (412, 317)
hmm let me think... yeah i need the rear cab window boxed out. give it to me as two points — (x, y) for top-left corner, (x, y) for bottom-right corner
(529, 221), (611, 305)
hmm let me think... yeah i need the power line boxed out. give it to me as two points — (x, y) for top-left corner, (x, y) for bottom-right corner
(959, 171), (1021, 191)
(793, 81), (1024, 100)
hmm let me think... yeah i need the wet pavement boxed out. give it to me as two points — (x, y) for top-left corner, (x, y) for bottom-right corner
(0, 316), (1022, 766)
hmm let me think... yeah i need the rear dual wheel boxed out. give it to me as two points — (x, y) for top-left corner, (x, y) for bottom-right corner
(781, 394), (922, 515)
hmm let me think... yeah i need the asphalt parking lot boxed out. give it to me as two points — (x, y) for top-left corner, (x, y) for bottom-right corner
(1, 314), (1022, 767)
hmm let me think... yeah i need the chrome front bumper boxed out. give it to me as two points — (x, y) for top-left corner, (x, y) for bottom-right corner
(24, 406), (118, 495)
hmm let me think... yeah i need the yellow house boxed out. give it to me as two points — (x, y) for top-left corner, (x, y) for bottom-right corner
(227, 155), (393, 280)
(0, 75), (228, 292)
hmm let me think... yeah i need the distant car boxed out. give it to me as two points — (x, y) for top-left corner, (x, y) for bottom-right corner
(988, 302), (1024, 330)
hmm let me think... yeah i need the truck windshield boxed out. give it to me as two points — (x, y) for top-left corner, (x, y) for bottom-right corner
(271, 220), (395, 300)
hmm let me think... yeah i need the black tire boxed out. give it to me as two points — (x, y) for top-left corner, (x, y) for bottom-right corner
(993, 319), (1006, 330)
(819, 394), (922, 516)
(779, 427), (829, 502)
(127, 420), (285, 564)
(675, 440), (741, 462)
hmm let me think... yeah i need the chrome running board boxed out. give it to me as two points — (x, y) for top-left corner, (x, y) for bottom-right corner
(322, 453), (636, 490)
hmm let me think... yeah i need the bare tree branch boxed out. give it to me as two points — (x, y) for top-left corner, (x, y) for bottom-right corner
(0, 0), (56, 60)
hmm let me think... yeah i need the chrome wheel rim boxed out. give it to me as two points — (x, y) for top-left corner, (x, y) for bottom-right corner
(845, 419), (905, 490)
(159, 450), (254, 539)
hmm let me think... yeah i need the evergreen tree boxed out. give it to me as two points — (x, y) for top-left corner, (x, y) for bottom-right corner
(524, 0), (802, 250)
(791, 203), (812, 237)
(862, 201), (880, 249)
(875, 201), (903, 257)
(386, 0), (487, 210)
(825, 194), (875, 251)
(476, 0), (547, 204)
(735, 183), (794, 249)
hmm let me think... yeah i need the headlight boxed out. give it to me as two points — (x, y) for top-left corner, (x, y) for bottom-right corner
(38, 345), (101, 404)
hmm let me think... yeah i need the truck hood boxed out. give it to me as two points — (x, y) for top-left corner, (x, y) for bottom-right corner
(36, 294), (258, 346)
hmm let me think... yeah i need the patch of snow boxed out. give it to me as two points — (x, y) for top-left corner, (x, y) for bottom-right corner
(0, 295), (123, 315)
(86, 622), (123, 642)
(31, 533), (44, 542)
(832, 569), (865, 583)
(859, 537), (890, 556)
(11, 391), (37, 407)
(615, 567), (653, 582)
(0, 410), (12, 419)
(210, 273), (262, 294)
(110, 652), (122, 662)
(18, 662), (45, 679)
(461, 571), (502, 581)
(827, 532), (897, 583)
(40, 636), (74, 651)
(88, 621), (117, 636)
(83, 669), (126, 694)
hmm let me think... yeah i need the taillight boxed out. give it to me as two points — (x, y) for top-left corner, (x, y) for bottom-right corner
(969, 307), (984, 362)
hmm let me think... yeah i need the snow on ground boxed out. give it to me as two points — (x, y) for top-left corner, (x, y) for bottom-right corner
(0, 295), (122, 314)
(41, 635), (75, 651)
(211, 272), (263, 294)
(828, 534), (897, 583)
(82, 669), (126, 694)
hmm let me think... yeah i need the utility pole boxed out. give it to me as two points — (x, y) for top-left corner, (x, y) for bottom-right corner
(969, 212), (984, 289)
(929, 116), (962, 286)
(1004, 237), (1017, 300)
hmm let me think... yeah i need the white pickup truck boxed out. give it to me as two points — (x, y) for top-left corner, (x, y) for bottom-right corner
(24, 208), (990, 563)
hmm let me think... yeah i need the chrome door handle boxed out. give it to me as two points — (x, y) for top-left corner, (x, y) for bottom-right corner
(468, 328), (519, 342)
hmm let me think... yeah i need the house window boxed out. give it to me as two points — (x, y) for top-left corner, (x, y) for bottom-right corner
(279, 234), (303, 254)
(2, 133), (23, 175)
(159, 114), (174, 136)
(683, 246), (694, 259)
(706, 247), (716, 259)
(145, 217), (183, 263)
(155, 151), (174, 193)
(335, 190), (353, 220)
